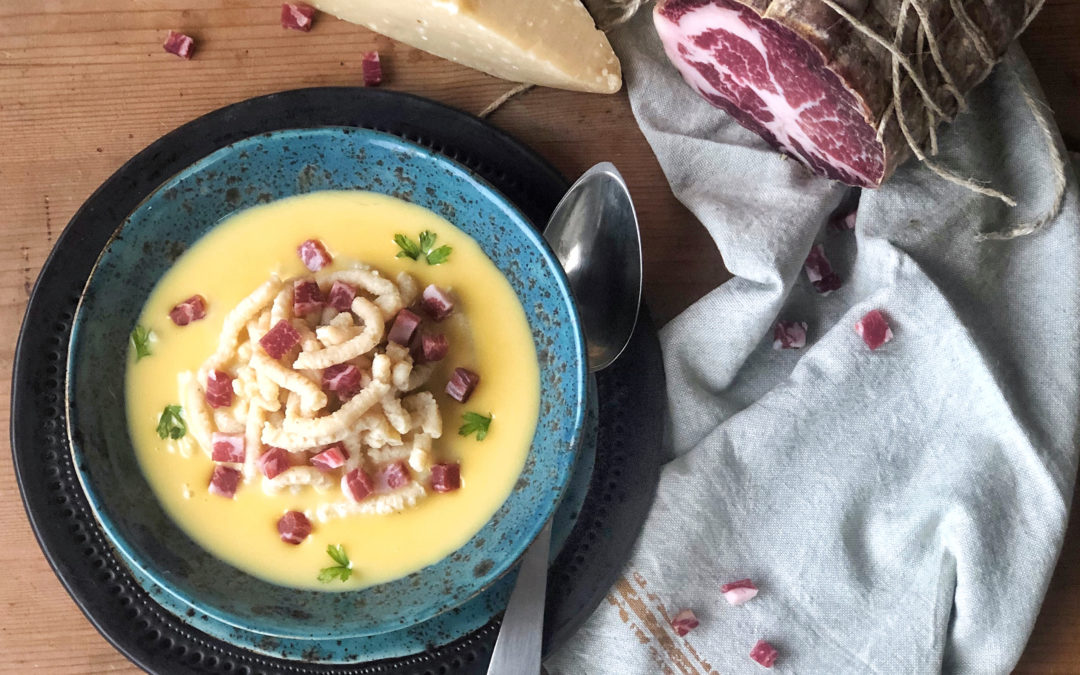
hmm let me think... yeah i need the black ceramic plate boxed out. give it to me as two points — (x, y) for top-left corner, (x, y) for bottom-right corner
(11, 87), (666, 673)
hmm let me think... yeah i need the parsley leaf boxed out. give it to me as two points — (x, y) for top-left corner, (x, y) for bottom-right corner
(394, 233), (421, 260)
(425, 245), (453, 266)
(318, 543), (353, 583)
(458, 412), (492, 441)
(419, 230), (437, 254)
(156, 405), (187, 440)
(131, 325), (154, 361)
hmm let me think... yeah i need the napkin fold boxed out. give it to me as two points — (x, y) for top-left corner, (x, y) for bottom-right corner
(547, 6), (1080, 674)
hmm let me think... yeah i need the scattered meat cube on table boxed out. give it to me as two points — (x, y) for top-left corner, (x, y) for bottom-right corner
(855, 309), (893, 350)
(205, 369), (234, 408)
(388, 308), (422, 345)
(430, 463), (461, 493)
(211, 433), (245, 463)
(342, 468), (374, 502)
(259, 319), (302, 359)
(421, 284), (454, 321)
(163, 31), (194, 59)
(750, 640), (779, 668)
(277, 511), (312, 545)
(721, 578), (759, 605)
(208, 465), (242, 498)
(297, 239), (332, 271)
(169, 294), (207, 326)
(280, 3), (315, 31)
(362, 51), (382, 86)
(446, 367), (480, 403)
(772, 321), (807, 350)
(670, 609), (699, 636)
(258, 447), (291, 480)
(804, 244), (843, 294)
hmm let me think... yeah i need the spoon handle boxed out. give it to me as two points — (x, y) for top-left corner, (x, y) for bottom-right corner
(486, 519), (553, 675)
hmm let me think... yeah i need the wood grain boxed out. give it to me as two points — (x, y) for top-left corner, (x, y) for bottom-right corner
(0, 1), (1077, 672)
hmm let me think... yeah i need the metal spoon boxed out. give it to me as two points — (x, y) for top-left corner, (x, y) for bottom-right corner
(486, 162), (642, 674)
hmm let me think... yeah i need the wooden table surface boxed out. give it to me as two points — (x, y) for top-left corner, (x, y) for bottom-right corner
(2, 2), (1078, 672)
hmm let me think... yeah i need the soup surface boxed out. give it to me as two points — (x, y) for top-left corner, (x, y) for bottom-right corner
(126, 190), (540, 590)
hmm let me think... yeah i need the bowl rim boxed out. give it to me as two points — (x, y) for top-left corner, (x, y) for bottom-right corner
(65, 125), (588, 639)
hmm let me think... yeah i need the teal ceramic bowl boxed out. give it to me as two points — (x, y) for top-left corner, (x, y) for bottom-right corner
(66, 127), (587, 639)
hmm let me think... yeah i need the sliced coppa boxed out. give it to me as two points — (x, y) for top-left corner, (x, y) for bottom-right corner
(327, 280), (357, 312)
(293, 279), (323, 315)
(211, 432), (245, 463)
(421, 284), (455, 321)
(205, 369), (234, 408)
(342, 468), (374, 502)
(388, 308), (422, 345)
(209, 465), (242, 498)
(855, 309), (893, 350)
(362, 51), (382, 86)
(258, 447), (291, 480)
(277, 511), (312, 545)
(721, 578), (759, 605)
(169, 294), (207, 326)
(163, 30), (195, 59)
(772, 321), (806, 350)
(670, 609), (699, 637)
(377, 461), (411, 491)
(281, 3), (316, 31)
(420, 333), (449, 362)
(804, 244), (842, 294)
(297, 239), (332, 271)
(430, 463), (461, 493)
(310, 443), (347, 471)
(446, 367), (480, 403)
(750, 639), (779, 668)
(259, 319), (302, 359)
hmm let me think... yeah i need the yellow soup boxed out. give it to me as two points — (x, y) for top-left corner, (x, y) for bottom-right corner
(126, 190), (540, 590)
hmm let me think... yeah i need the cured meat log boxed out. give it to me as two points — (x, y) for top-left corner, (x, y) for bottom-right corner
(654, 0), (1041, 188)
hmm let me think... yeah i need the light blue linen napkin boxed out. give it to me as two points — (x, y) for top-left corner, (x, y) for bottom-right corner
(547, 5), (1080, 673)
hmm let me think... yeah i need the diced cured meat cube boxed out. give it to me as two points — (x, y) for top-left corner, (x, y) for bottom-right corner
(342, 468), (374, 502)
(310, 443), (347, 471)
(258, 446), (291, 480)
(388, 308), (422, 345)
(211, 432), (245, 463)
(430, 463), (461, 493)
(830, 209), (858, 232)
(205, 369), (235, 408)
(362, 51), (382, 86)
(259, 319), (302, 359)
(749, 640), (779, 668)
(772, 322), (807, 350)
(277, 511), (312, 545)
(169, 294), (207, 326)
(446, 367), (480, 403)
(855, 309), (893, 350)
(421, 333), (449, 362)
(377, 461), (411, 491)
(163, 30), (194, 59)
(327, 280), (356, 312)
(280, 2), (315, 31)
(421, 285), (454, 321)
(293, 279), (323, 315)
(297, 239), (332, 271)
(670, 609), (699, 637)
(804, 244), (842, 294)
(322, 363), (362, 394)
(208, 465), (241, 498)
(721, 578), (759, 605)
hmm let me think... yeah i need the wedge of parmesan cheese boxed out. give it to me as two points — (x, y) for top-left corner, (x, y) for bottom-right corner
(311, 0), (622, 93)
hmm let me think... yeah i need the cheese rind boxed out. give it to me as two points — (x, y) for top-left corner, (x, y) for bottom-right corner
(311, 0), (622, 94)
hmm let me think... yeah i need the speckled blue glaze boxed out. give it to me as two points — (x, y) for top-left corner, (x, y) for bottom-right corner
(66, 127), (587, 640)
(116, 385), (598, 662)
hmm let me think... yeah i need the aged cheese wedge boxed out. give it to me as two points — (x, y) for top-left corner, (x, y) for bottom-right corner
(311, 0), (622, 93)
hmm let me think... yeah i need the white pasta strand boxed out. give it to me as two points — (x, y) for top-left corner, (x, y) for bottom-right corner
(316, 481), (426, 521)
(178, 371), (213, 455)
(293, 297), (384, 370)
(317, 268), (403, 319)
(203, 278), (281, 372)
(251, 350), (327, 415)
